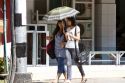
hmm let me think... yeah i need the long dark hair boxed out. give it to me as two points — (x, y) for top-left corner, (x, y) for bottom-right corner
(66, 17), (76, 26)
(52, 20), (64, 38)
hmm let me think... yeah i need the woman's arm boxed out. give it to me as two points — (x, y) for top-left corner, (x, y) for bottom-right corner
(46, 35), (54, 41)
(69, 32), (80, 41)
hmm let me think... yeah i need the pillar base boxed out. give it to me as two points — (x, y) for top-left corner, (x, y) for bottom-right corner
(14, 73), (32, 83)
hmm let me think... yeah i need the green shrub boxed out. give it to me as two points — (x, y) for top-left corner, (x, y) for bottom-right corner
(0, 58), (4, 74)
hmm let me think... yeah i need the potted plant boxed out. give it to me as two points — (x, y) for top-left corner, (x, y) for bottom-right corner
(0, 58), (5, 80)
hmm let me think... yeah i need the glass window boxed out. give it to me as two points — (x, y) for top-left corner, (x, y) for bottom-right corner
(34, 0), (73, 14)
(61, 0), (72, 7)
(34, 0), (73, 21)
(76, 3), (92, 20)
(34, 0), (47, 14)
(47, 24), (56, 35)
(27, 26), (35, 31)
(79, 39), (92, 51)
(49, 0), (62, 10)
(37, 33), (47, 65)
(49, 0), (72, 10)
(78, 22), (92, 39)
(76, 0), (92, 2)
(27, 33), (33, 65)
(37, 26), (45, 31)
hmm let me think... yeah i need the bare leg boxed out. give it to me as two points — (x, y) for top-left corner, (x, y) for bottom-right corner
(52, 73), (62, 83)
(63, 72), (67, 82)
(81, 75), (87, 83)
(57, 73), (62, 80)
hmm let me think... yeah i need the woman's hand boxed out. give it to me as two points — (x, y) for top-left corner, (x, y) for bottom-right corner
(46, 35), (53, 41)
(60, 41), (65, 48)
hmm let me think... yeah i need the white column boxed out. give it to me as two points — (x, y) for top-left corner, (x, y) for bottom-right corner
(95, 0), (116, 51)
(15, 0), (27, 73)
(95, 0), (116, 63)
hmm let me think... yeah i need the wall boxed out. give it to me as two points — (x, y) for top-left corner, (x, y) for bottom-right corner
(95, 0), (116, 51)
(0, 0), (11, 43)
(26, 0), (34, 24)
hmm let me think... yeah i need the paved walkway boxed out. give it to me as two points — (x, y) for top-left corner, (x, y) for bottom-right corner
(33, 77), (125, 83)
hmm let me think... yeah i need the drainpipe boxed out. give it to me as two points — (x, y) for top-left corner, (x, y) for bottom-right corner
(3, 0), (8, 73)
(9, 0), (16, 83)
(13, 0), (32, 83)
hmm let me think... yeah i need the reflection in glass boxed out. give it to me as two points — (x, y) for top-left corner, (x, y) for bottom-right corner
(78, 22), (92, 39)
(79, 40), (92, 52)
(76, 0), (92, 2)
(48, 24), (56, 35)
(37, 33), (46, 65)
(34, 0), (47, 14)
(27, 26), (35, 30)
(49, 0), (62, 10)
(76, 3), (92, 20)
(27, 33), (33, 65)
(49, 0), (72, 11)
(37, 26), (45, 31)
(61, 0), (72, 7)
(77, 23), (85, 39)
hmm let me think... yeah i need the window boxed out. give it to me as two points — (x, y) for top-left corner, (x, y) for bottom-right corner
(34, 0), (47, 14)
(78, 22), (92, 39)
(75, 0), (94, 51)
(76, 0), (92, 2)
(27, 25), (49, 66)
(34, 0), (73, 14)
(76, 3), (92, 20)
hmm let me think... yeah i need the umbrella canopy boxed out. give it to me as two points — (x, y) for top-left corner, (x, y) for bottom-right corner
(43, 6), (79, 21)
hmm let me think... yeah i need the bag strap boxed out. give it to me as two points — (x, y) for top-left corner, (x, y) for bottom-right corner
(74, 26), (78, 57)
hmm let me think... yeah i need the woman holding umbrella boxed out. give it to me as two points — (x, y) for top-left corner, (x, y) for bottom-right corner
(64, 17), (87, 83)
(43, 6), (82, 83)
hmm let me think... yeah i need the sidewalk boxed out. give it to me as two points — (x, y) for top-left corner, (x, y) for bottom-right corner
(28, 65), (125, 81)
(33, 77), (125, 83)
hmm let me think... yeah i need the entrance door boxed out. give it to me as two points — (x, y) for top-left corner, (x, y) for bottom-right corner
(27, 24), (49, 66)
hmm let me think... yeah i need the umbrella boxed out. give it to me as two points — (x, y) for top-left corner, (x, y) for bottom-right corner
(43, 6), (79, 21)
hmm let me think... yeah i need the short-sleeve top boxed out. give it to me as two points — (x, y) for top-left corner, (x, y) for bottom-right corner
(65, 25), (80, 48)
(55, 32), (66, 57)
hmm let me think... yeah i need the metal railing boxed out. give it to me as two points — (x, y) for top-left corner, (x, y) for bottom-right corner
(88, 51), (125, 65)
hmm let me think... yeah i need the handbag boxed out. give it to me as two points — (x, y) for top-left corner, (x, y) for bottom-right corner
(47, 39), (56, 59)
(74, 26), (89, 64)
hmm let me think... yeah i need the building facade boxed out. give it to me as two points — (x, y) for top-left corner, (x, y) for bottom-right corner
(2, 0), (124, 81)
(25, 0), (116, 66)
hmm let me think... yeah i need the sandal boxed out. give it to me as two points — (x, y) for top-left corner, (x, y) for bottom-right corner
(81, 78), (87, 83)
(64, 80), (71, 83)
(51, 79), (58, 83)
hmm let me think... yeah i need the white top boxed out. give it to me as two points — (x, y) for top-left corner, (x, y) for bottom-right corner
(65, 25), (80, 48)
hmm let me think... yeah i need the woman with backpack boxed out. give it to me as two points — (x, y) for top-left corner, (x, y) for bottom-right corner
(52, 20), (67, 83)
